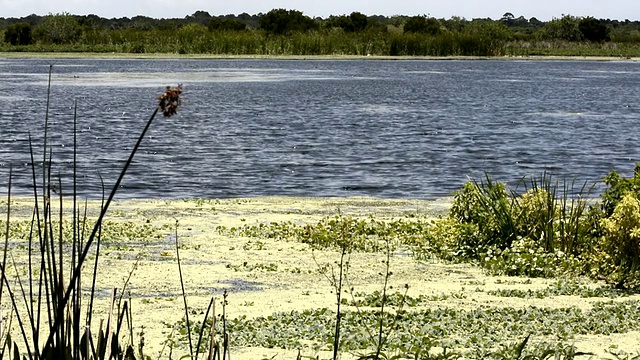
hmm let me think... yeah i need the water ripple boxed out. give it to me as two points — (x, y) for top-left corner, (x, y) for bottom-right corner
(0, 58), (639, 199)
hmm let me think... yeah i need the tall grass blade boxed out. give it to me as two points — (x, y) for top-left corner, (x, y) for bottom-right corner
(175, 223), (195, 357)
(1, 166), (11, 308)
(43, 106), (161, 352)
(0, 171), (33, 359)
(195, 297), (215, 360)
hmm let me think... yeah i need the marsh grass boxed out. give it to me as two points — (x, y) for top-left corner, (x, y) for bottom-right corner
(5, 29), (640, 57)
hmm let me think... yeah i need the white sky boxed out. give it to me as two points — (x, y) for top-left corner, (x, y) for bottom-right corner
(0, 0), (637, 21)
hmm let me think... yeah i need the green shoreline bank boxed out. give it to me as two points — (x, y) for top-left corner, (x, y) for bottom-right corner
(2, 52), (639, 61)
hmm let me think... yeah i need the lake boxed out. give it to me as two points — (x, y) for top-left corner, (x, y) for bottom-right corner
(0, 58), (639, 200)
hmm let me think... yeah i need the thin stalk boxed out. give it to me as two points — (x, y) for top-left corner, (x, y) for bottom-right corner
(57, 176), (65, 355)
(44, 106), (161, 352)
(72, 99), (80, 360)
(0, 166), (11, 305)
(207, 300), (216, 360)
(27, 136), (43, 354)
(43, 64), (52, 201)
(175, 222), (195, 356)
(0, 265), (33, 360)
(87, 177), (105, 329)
(0, 171), (33, 360)
(375, 241), (392, 359)
(195, 297), (215, 360)
(43, 149), (58, 349)
(332, 248), (346, 360)
(222, 291), (228, 360)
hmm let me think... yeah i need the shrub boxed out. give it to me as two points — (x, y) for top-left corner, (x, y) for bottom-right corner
(598, 194), (640, 289)
(4, 22), (33, 45)
(409, 218), (479, 261)
(450, 176), (517, 252)
(33, 12), (81, 44)
(579, 17), (611, 42)
(258, 9), (318, 35)
(449, 173), (594, 277)
(515, 188), (555, 247)
(403, 16), (441, 35)
(601, 163), (640, 217)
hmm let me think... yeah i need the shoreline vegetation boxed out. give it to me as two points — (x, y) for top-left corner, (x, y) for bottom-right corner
(2, 10), (640, 58)
(1, 51), (640, 61)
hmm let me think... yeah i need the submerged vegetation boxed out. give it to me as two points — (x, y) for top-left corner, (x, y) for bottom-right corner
(208, 166), (640, 358)
(1, 10), (640, 56)
(219, 166), (640, 290)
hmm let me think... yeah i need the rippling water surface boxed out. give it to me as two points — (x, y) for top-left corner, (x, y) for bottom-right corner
(0, 58), (639, 199)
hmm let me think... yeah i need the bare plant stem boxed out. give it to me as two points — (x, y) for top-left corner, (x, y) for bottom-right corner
(175, 221), (195, 357)
(332, 247), (347, 360)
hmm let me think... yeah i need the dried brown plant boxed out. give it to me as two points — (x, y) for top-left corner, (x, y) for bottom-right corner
(157, 84), (183, 117)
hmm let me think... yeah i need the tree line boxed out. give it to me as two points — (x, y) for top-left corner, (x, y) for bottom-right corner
(2, 9), (640, 56)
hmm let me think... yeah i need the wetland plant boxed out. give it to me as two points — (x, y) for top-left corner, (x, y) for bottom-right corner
(310, 213), (360, 360)
(0, 65), (183, 359)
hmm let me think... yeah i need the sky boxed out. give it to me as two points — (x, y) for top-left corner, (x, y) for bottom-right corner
(0, 0), (638, 21)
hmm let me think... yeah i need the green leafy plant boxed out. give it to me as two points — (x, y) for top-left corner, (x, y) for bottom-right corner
(311, 212), (361, 360)
(449, 175), (517, 254)
(597, 194), (640, 289)
(450, 173), (594, 277)
(601, 164), (640, 217)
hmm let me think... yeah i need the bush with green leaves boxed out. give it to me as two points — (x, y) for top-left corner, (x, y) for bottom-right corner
(449, 174), (593, 277)
(408, 218), (479, 262)
(595, 194), (640, 289)
(580, 164), (640, 289)
(3, 22), (33, 45)
(449, 176), (517, 254)
(600, 163), (640, 217)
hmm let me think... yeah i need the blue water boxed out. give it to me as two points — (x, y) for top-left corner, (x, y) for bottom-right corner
(0, 58), (639, 199)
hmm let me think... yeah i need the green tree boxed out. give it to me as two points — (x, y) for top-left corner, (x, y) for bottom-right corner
(325, 15), (355, 32)
(349, 12), (368, 31)
(157, 20), (181, 31)
(34, 12), (80, 44)
(579, 17), (610, 42)
(258, 9), (317, 35)
(403, 16), (441, 35)
(501, 12), (515, 25)
(186, 11), (212, 26)
(4, 22), (33, 45)
(326, 12), (368, 32)
(465, 18), (512, 39)
(207, 17), (247, 31)
(442, 16), (467, 32)
(537, 15), (583, 41)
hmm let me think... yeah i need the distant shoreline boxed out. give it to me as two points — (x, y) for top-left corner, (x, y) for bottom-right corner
(1, 52), (639, 61)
